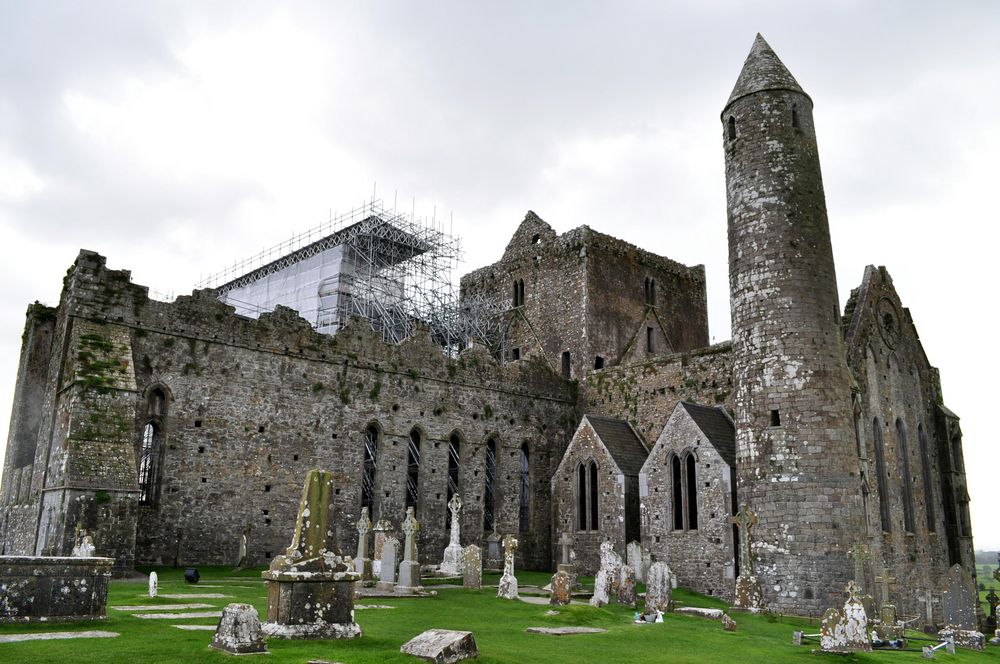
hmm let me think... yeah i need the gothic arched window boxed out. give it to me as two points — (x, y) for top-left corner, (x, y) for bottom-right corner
(670, 454), (683, 530)
(446, 432), (461, 529)
(588, 460), (599, 530)
(484, 437), (497, 531)
(138, 423), (157, 504)
(361, 423), (379, 512)
(917, 424), (935, 532)
(518, 443), (530, 532)
(406, 429), (421, 513)
(577, 463), (587, 530)
(896, 418), (915, 533)
(685, 453), (698, 530)
(873, 418), (891, 532)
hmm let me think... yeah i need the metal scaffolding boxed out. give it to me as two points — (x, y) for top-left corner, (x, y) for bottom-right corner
(196, 200), (506, 358)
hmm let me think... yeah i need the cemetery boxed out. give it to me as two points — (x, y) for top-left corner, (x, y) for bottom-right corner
(0, 475), (997, 662)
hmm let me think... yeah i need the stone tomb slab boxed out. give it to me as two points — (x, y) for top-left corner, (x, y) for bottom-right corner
(173, 625), (218, 631)
(525, 627), (608, 635)
(133, 610), (224, 620)
(0, 630), (119, 643)
(158, 593), (230, 599)
(400, 628), (478, 663)
(114, 603), (213, 611)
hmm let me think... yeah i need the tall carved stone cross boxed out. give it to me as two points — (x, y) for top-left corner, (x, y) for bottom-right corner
(916, 589), (934, 626)
(730, 504), (758, 573)
(874, 565), (896, 607)
(447, 494), (463, 547)
(558, 532), (573, 566)
(845, 579), (862, 604)
(847, 544), (870, 589)
(402, 507), (420, 563)
(987, 588), (999, 614)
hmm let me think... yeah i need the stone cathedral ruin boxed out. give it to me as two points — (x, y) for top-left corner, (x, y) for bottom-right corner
(0, 35), (980, 625)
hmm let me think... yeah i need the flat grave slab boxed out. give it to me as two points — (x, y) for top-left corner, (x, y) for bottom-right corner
(159, 593), (230, 599)
(133, 611), (223, 620)
(525, 627), (607, 636)
(114, 603), (213, 611)
(173, 625), (217, 631)
(0, 630), (119, 643)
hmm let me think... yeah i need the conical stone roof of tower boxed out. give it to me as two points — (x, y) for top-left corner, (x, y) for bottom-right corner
(725, 34), (808, 109)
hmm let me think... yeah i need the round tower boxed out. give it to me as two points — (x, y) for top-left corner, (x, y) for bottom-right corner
(723, 35), (864, 615)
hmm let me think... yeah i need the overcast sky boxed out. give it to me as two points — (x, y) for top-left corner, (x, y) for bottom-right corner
(1, 1), (998, 549)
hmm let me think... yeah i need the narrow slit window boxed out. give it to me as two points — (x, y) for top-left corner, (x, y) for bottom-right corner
(594, 356), (604, 370)
(792, 103), (800, 128)
(577, 463), (587, 530)
(138, 423), (157, 504)
(561, 351), (571, 379)
(728, 116), (736, 140)
(646, 327), (655, 353)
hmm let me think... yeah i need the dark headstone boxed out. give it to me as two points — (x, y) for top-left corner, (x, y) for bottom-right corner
(184, 567), (200, 584)
(0, 556), (114, 623)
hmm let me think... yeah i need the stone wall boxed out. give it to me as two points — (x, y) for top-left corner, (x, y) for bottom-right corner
(639, 406), (735, 600)
(0, 250), (578, 573)
(551, 419), (631, 574)
(843, 265), (975, 623)
(460, 211), (708, 380)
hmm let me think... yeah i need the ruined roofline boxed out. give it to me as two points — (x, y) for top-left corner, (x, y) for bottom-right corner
(461, 212), (705, 285)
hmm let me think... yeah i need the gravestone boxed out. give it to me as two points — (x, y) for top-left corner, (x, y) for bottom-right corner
(941, 564), (978, 630)
(377, 537), (399, 592)
(874, 565), (897, 625)
(354, 507), (373, 581)
(938, 564), (984, 650)
(72, 532), (96, 558)
(616, 565), (637, 608)
(260, 469), (361, 639)
(397, 507), (423, 595)
(372, 517), (393, 576)
(148, 571), (158, 598)
(730, 504), (764, 612)
(645, 562), (673, 612)
(485, 530), (503, 571)
(497, 535), (519, 600)
(589, 567), (612, 607)
(549, 570), (572, 606)
(210, 603), (267, 655)
(235, 531), (249, 570)
(819, 581), (871, 653)
(439, 495), (464, 576)
(400, 628), (479, 663)
(626, 541), (643, 583)
(916, 588), (936, 632)
(462, 545), (481, 590)
(985, 588), (998, 633)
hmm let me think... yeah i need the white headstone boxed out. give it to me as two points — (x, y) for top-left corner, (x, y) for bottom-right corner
(148, 571), (158, 598)
(497, 535), (519, 599)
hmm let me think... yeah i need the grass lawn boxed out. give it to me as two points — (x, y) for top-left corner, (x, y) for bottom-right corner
(0, 566), (998, 663)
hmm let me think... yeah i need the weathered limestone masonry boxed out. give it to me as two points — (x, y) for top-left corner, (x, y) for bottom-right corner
(639, 403), (737, 600)
(0, 251), (577, 574)
(723, 35), (865, 615)
(460, 211), (708, 381)
(842, 265), (974, 623)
